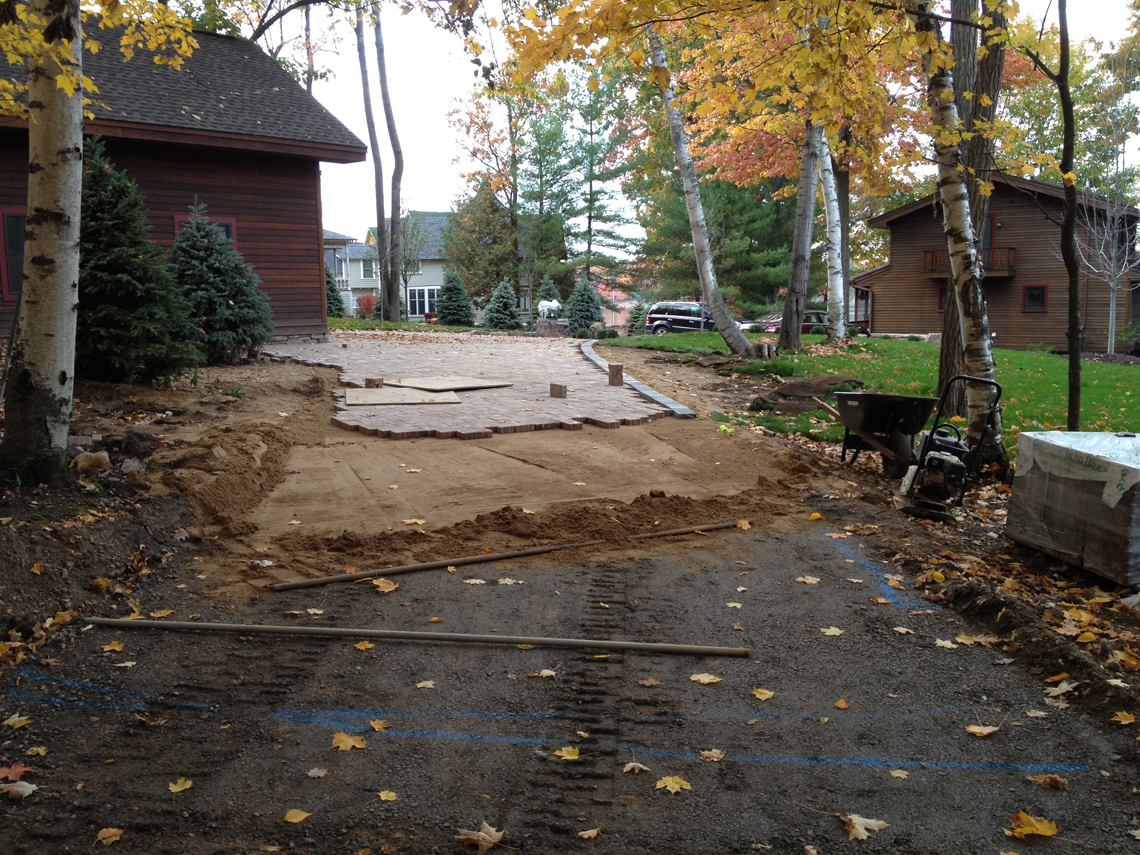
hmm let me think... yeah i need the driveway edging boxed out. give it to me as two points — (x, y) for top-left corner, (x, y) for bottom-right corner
(580, 340), (697, 418)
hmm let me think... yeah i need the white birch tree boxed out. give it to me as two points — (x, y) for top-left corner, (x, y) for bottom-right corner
(818, 135), (846, 340)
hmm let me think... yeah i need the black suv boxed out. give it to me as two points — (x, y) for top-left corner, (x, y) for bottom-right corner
(644, 301), (716, 335)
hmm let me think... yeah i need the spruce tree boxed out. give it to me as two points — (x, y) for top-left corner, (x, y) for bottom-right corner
(626, 298), (650, 336)
(171, 204), (274, 363)
(325, 266), (345, 318)
(482, 279), (522, 330)
(76, 137), (203, 383)
(435, 268), (476, 326)
(563, 274), (604, 334)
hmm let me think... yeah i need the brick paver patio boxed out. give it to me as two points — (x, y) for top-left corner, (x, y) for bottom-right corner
(265, 330), (673, 439)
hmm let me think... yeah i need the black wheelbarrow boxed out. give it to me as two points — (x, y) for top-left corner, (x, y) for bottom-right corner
(813, 392), (938, 477)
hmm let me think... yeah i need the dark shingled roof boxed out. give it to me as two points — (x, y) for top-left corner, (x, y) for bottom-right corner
(369, 212), (450, 260)
(83, 29), (365, 158)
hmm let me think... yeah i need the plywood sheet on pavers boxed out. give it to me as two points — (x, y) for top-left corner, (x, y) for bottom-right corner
(389, 375), (513, 392)
(344, 387), (461, 405)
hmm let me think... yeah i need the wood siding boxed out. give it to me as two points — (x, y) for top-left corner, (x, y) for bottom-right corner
(860, 182), (1134, 352)
(0, 128), (329, 341)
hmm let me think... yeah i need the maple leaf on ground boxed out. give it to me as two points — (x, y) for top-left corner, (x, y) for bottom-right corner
(736, 520), (751, 530)
(890, 770), (908, 779)
(656, 775), (692, 794)
(966, 725), (1000, 737)
(25, 747), (46, 756)
(372, 579), (398, 593)
(1, 781), (37, 799)
(3, 714), (31, 729)
(841, 813), (888, 840)
(834, 699), (849, 710)
(893, 627), (914, 635)
(168, 777), (193, 792)
(700, 749), (725, 762)
(639, 677), (662, 687)
(284, 809), (310, 823)
(0, 763), (33, 782)
(1044, 680), (1081, 697)
(690, 673), (721, 684)
(95, 827), (124, 845)
(796, 576), (821, 585)
(102, 640), (124, 652)
(332, 732), (366, 751)
(1004, 811), (1058, 839)
(355, 641), (374, 650)
(553, 746), (580, 760)
(370, 720), (390, 731)
(378, 790), (397, 801)
(1112, 711), (1135, 725)
(751, 688), (775, 701)
(455, 820), (504, 852)
(935, 639), (958, 649)
(820, 627), (844, 636)
(579, 827), (601, 839)
(150, 609), (174, 618)
(1026, 774), (1068, 789)
(623, 762), (650, 774)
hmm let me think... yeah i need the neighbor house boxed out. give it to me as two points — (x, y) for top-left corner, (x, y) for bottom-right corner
(0, 30), (366, 340)
(852, 174), (1140, 351)
(365, 212), (452, 320)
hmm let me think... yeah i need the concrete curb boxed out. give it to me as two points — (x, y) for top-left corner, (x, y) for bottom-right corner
(580, 340), (697, 419)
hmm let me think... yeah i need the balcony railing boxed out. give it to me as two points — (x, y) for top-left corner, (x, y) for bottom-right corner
(923, 246), (1016, 277)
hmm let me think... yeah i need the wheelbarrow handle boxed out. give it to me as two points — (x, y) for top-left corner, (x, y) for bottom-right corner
(941, 374), (1003, 407)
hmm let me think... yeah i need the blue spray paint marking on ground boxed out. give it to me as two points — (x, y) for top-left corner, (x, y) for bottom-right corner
(3, 673), (1088, 774)
(7, 667), (220, 711)
(826, 534), (938, 609)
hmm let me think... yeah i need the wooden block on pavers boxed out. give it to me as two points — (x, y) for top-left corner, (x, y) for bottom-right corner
(550, 383), (568, 398)
(608, 364), (624, 386)
(365, 376), (384, 388)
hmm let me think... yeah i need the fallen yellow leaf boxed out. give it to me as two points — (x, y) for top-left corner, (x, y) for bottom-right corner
(284, 809), (310, 823)
(751, 688), (774, 701)
(30, 563), (44, 575)
(1004, 811), (1057, 839)
(102, 641), (124, 652)
(726, 602), (743, 609)
(3, 714), (31, 729)
(95, 827), (124, 845)
(378, 790), (397, 801)
(168, 777), (193, 793)
(623, 762), (650, 774)
(639, 677), (662, 687)
(935, 639), (958, 649)
(736, 520), (751, 530)
(579, 827), (601, 839)
(1112, 711), (1135, 725)
(796, 576), (821, 585)
(893, 627), (914, 635)
(149, 609), (174, 618)
(25, 747), (46, 756)
(820, 627), (844, 636)
(966, 724), (1000, 737)
(834, 699), (849, 710)
(1026, 773), (1068, 789)
(416, 680), (435, 689)
(655, 775), (692, 794)
(690, 673), (721, 684)
(332, 732), (366, 751)
(842, 813), (888, 840)
(554, 746), (580, 760)
(372, 579), (398, 593)
(809, 512), (821, 520)
(700, 749), (725, 762)
(355, 641), (374, 650)
(370, 720), (390, 731)
(890, 769), (908, 779)
(402, 519), (426, 525)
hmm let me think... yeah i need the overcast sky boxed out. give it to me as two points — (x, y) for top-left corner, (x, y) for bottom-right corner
(310, 0), (1136, 243)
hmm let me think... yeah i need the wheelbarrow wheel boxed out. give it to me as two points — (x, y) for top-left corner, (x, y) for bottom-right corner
(882, 430), (914, 479)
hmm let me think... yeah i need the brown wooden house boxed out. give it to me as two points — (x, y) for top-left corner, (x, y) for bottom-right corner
(852, 174), (1140, 351)
(0, 30), (366, 340)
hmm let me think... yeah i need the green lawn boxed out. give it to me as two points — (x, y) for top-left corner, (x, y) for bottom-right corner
(607, 333), (1140, 449)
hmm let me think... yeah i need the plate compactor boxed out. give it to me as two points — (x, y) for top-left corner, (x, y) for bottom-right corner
(893, 375), (1003, 523)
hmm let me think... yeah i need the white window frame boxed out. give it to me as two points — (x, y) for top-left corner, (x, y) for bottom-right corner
(361, 258), (376, 279)
(408, 286), (440, 317)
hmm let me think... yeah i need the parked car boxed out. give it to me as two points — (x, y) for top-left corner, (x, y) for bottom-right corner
(758, 310), (870, 336)
(644, 301), (717, 335)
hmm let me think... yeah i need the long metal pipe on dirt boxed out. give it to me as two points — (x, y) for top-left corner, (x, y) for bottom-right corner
(630, 521), (747, 540)
(86, 617), (751, 657)
(269, 540), (606, 591)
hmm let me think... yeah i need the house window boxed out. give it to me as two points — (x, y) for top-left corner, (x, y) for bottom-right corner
(981, 214), (995, 267)
(174, 214), (237, 247)
(334, 251), (345, 278)
(361, 258), (376, 279)
(1023, 285), (1048, 312)
(408, 286), (439, 317)
(0, 208), (26, 301)
(519, 288), (531, 312)
(937, 285), (946, 313)
(407, 259), (422, 275)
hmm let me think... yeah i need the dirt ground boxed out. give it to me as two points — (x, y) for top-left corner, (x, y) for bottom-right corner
(4, 333), (1140, 854)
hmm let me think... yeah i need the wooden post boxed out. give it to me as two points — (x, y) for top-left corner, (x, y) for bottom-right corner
(608, 364), (624, 386)
(365, 377), (384, 388)
(550, 383), (567, 398)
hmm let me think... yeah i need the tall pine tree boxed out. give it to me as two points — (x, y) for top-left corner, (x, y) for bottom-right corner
(171, 205), (274, 364)
(435, 268), (476, 326)
(483, 279), (522, 330)
(76, 138), (203, 383)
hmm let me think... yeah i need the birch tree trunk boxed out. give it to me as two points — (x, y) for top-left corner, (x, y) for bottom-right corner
(907, 0), (1005, 455)
(781, 120), (821, 351)
(0, 3), (83, 485)
(647, 27), (754, 358)
(374, 9), (402, 322)
(818, 136), (846, 340)
(355, 4), (387, 318)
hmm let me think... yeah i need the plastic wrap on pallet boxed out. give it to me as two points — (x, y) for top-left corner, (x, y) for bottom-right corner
(1006, 431), (1140, 585)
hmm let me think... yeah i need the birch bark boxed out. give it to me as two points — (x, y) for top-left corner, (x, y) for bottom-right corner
(0, 2), (83, 485)
(781, 120), (821, 351)
(647, 27), (754, 358)
(355, 4), (387, 318)
(375, 9), (403, 322)
(818, 136), (846, 340)
(906, 0), (1004, 451)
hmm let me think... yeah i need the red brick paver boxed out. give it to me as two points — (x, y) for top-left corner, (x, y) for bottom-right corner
(265, 330), (671, 440)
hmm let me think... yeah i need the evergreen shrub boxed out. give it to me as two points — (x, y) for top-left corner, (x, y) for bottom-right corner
(483, 280), (521, 330)
(325, 266), (345, 318)
(435, 269), (476, 326)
